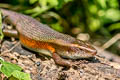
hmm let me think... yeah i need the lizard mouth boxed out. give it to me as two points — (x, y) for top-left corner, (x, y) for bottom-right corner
(59, 47), (97, 60)
(69, 46), (97, 59)
(72, 39), (97, 56)
(85, 47), (97, 56)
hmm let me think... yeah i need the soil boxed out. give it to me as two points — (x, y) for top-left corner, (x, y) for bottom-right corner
(1, 40), (120, 80)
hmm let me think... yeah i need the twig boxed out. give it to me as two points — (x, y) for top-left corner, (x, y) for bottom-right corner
(0, 74), (5, 80)
(101, 33), (120, 50)
(0, 41), (20, 55)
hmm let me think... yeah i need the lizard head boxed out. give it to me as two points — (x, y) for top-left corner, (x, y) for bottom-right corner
(56, 39), (97, 59)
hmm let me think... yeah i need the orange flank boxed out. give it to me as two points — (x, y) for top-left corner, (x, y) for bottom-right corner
(19, 34), (55, 53)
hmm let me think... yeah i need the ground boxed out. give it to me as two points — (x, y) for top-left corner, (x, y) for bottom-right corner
(0, 40), (120, 80)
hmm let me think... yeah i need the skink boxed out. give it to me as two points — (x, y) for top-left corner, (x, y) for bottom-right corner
(1, 9), (97, 67)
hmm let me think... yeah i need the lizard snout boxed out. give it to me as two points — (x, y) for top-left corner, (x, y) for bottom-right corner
(72, 39), (97, 58)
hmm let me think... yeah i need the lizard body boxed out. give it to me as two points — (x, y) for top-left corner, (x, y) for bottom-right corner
(1, 9), (97, 66)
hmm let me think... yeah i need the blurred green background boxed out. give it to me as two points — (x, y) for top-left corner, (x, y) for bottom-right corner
(0, 0), (120, 55)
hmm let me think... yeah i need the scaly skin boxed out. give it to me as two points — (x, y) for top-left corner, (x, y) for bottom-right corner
(1, 9), (97, 67)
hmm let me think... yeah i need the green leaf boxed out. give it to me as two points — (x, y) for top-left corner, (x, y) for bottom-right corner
(105, 9), (120, 21)
(89, 5), (98, 14)
(89, 18), (101, 32)
(11, 70), (32, 80)
(108, 0), (119, 8)
(51, 23), (64, 32)
(0, 57), (4, 62)
(0, 10), (4, 41)
(56, 0), (73, 9)
(47, 0), (58, 7)
(29, 0), (38, 4)
(97, 0), (107, 9)
(64, 0), (73, 3)
(0, 61), (22, 77)
(108, 23), (120, 31)
(9, 76), (19, 80)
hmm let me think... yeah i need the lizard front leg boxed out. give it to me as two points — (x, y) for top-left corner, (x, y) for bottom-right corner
(52, 52), (71, 67)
